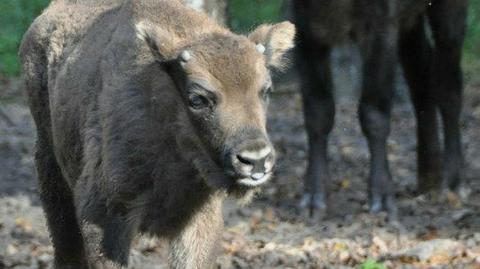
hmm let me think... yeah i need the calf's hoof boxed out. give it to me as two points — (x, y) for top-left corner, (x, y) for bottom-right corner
(299, 193), (327, 222)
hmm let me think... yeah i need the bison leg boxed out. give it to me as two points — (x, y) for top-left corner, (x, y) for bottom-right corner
(356, 0), (398, 219)
(169, 194), (224, 269)
(23, 54), (88, 267)
(293, 3), (335, 219)
(296, 43), (335, 219)
(428, 0), (468, 191)
(399, 15), (443, 192)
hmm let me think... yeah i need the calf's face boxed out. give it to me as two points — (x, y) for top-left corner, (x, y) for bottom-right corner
(137, 22), (295, 188)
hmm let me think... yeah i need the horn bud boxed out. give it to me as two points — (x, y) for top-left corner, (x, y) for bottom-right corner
(179, 50), (192, 62)
(255, 44), (266, 54)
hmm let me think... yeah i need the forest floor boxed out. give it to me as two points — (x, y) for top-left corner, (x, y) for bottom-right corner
(1, 66), (479, 268)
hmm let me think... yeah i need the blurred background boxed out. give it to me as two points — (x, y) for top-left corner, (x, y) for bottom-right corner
(0, 1), (479, 268)
(0, 0), (479, 79)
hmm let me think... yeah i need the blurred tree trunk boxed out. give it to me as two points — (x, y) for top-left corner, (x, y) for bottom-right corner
(184, 0), (227, 25)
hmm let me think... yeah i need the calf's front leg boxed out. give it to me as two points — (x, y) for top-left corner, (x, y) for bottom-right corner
(79, 211), (135, 269)
(169, 193), (224, 269)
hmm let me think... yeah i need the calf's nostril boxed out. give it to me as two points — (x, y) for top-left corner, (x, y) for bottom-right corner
(233, 146), (274, 177)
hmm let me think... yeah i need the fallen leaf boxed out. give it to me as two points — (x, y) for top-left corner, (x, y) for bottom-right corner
(340, 179), (350, 189)
(15, 217), (32, 232)
(372, 236), (388, 253)
(447, 191), (463, 208)
(334, 242), (348, 251)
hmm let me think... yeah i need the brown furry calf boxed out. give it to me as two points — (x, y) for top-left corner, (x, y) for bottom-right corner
(19, 0), (295, 268)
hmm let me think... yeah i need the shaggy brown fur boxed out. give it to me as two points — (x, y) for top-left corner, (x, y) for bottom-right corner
(19, 0), (295, 268)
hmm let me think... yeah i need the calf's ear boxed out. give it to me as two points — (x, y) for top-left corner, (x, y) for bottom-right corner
(248, 21), (296, 70)
(136, 21), (190, 87)
(136, 21), (179, 62)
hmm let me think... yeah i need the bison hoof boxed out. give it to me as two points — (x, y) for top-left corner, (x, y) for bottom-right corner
(299, 193), (327, 222)
(370, 194), (398, 222)
(438, 184), (471, 208)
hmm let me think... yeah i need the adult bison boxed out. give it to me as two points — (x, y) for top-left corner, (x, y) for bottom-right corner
(294, 0), (468, 219)
(20, 0), (295, 267)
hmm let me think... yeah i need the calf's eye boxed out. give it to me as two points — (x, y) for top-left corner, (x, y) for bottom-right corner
(261, 86), (273, 100)
(189, 93), (210, 110)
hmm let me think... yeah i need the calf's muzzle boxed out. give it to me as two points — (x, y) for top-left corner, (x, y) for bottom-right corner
(224, 134), (275, 187)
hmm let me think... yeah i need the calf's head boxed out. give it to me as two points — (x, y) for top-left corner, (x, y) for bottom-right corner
(137, 21), (295, 189)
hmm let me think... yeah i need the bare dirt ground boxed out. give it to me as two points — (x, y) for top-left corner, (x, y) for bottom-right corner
(0, 65), (479, 268)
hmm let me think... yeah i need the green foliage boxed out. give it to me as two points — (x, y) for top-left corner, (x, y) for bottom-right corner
(360, 258), (387, 269)
(464, 0), (480, 81)
(465, 0), (480, 57)
(0, 0), (478, 77)
(0, 0), (50, 76)
(228, 0), (284, 33)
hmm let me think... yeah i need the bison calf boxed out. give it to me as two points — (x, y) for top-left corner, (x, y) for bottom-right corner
(20, 0), (295, 268)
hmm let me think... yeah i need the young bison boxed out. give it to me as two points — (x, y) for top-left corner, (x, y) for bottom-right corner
(294, 0), (468, 220)
(19, 0), (295, 268)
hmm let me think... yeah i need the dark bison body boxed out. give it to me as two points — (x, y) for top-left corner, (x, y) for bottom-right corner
(294, 0), (468, 219)
(20, 0), (295, 268)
